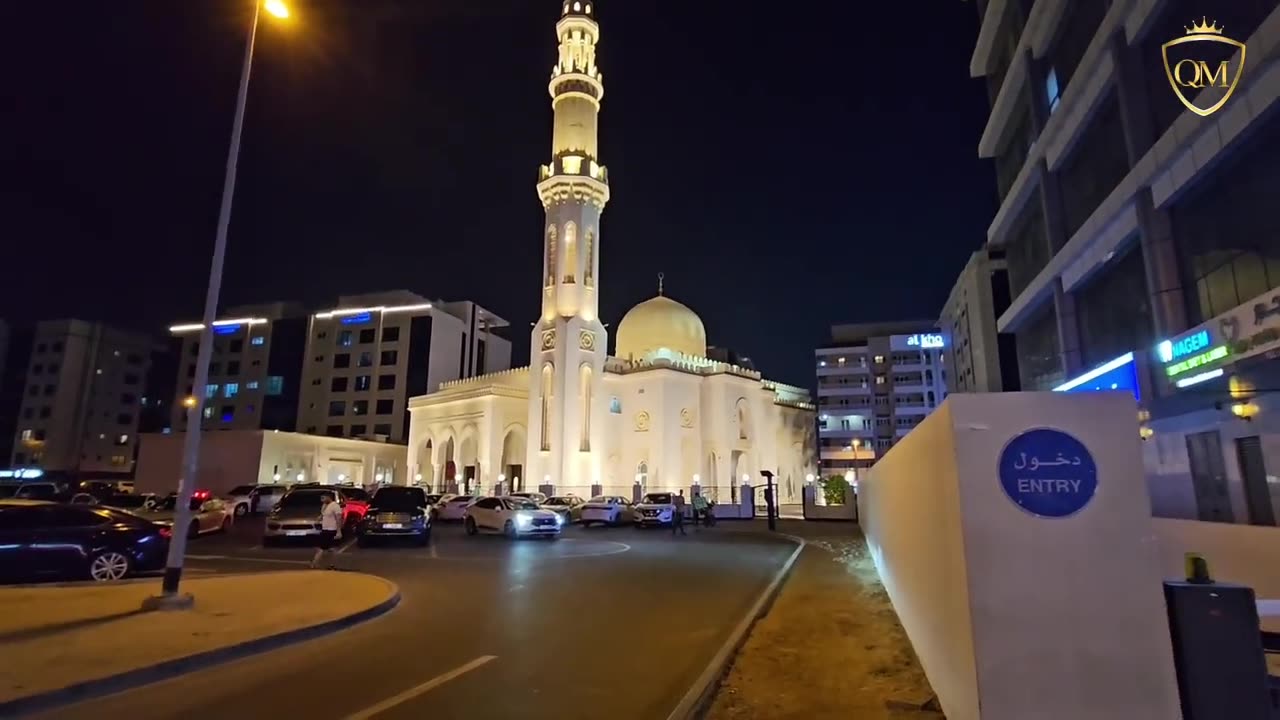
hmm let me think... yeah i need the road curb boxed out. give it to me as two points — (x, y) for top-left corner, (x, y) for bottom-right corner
(0, 579), (402, 718)
(666, 532), (806, 720)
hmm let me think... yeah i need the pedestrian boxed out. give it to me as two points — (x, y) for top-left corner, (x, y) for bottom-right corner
(692, 491), (709, 530)
(311, 492), (344, 569)
(672, 490), (687, 536)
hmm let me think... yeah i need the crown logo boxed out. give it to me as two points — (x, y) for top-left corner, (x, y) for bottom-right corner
(1185, 17), (1224, 35)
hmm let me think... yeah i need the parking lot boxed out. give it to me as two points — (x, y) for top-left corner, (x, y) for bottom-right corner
(33, 517), (796, 720)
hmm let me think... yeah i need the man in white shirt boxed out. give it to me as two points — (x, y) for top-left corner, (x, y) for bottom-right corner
(312, 492), (345, 569)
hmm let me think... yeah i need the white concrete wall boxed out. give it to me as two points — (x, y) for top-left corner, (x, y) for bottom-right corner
(1153, 518), (1280, 601)
(861, 392), (1182, 720)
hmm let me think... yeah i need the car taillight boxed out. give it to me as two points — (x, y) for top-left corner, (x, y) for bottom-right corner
(158, 526), (173, 539)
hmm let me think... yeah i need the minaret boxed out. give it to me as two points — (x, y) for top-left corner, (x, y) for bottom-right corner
(528, 0), (609, 495)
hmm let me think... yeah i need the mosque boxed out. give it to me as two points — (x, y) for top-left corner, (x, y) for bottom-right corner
(406, 1), (816, 502)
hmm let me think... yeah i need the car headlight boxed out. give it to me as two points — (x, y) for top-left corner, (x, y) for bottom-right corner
(554, 513), (564, 526)
(516, 512), (532, 528)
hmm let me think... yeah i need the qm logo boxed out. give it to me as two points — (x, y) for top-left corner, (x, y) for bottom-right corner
(1162, 18), (1246, 117)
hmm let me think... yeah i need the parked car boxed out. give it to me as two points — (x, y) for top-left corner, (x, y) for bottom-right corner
(508, 491), (548, 505)
(464, 496), (562, 539)
(358, 486), (432, 546)
(580, 495), (635, 527)
(225, 484), (288, 517)
(633, 492), (677, 527)
(0, 500), (171, 582)
(542, 495), (586, 524)
(5, 482), (68, 502)
(263, 487), (366, 545)
(436, 494), (475, 521)
(134, 493), (233, 538)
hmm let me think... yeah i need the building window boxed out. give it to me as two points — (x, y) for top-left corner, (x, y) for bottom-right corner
(220, 407), (233, 422)
(251, 336), (265, 346)
(562, 221), (578, 284)
(36, 343), (46, 353)
(326, 425), (344, 437)
(52, 342), (63, 352)
(334, 354), (351, 369)
(350, 424), (368, 437)
(205, 383), (219, 399)
(31, 363), (43, 374)
(380, 350), (398, 365)
(115, 434), (130, 446)
(375, 399), (394, 415)
(111, 455), (128, 467)
(203, 406), (214, 419)
(359, 328), (376, 344)
(43, 384), (55, 397)
(352, 400), (369, 416)
(338, 330), (354, 347)
(229, 339), (244, 353)
(187, 364), (196, 379)
(358, 352), (374, 368)
(382, 326), (400, 343)
(225, 383), (239, 398)
(331, 377), (349, 392)
(121, 393), (137, 405)
(227, 361), (242, 375)
(545, 225), (558, 287)
(354, 375), (372, 392)
(328, 401), (346, 417)
(609, 397), (622, 414)
(314, 355), (325, 363)
(373, 423), (392, 436)
(584, 228), (596, 287)
(1045, 66), (1061, 113)
(267, 376), (284, 395)
(378, 374), (395, 391)
(875, 376), (886, 385)
(246, 381), (259, 390)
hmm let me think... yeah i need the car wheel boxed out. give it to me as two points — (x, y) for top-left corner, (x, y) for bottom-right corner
(582, 520), (592, 528)
(504, 520), (516, 539)
(221, 516), (232, 532)
(233, 504), (248, 518)
(465, 517), (478, 536)
(188, 521), (200, 539)
(88, 551), (131, 581)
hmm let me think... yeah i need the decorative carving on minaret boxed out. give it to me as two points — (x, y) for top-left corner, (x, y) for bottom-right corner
(545, 225), (557, 287)
(541, 329), (557, 352)
(579, 330), (596, 351)
(584, 228), (595, 287)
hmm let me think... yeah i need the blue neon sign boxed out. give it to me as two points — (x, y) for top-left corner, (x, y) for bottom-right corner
(213, 324), (241, 335)
(1157, 330), (1210, 363)
(906, 333), (946, 349)
(1052, 352), (1140, 401)
(340, 313), (373, 325)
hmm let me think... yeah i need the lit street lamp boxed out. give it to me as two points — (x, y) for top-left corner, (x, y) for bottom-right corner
(153, 0), (289, 607)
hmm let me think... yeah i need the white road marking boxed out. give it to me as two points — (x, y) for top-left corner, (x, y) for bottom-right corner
(186, 554), (312, 565)
(335, 538), (358, 554)
(342, 655), (498, 720)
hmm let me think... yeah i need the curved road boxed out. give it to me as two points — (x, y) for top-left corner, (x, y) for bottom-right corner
(33, 523), (794, 720)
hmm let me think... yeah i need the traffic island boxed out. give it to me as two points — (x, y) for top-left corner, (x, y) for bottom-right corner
(0, 571), (400, 716)
(705, 526), (941, 720)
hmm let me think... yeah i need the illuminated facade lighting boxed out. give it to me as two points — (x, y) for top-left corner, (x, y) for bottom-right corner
(168, 318), (269, 334)
(1164, 345), (1229, 377)
(1052, 352), (1135, 393)
(313, 303), (433, 320)
(1174, 368), (1224, 388)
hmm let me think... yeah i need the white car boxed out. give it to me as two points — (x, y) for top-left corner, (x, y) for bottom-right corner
(580, 495), (634, 527)
(507, 491), (548, 505)
(633, 492), (677, 527)
(225, 484), (288, 517)
(464, 496), (563, 538)
(436, 494), (475, 521)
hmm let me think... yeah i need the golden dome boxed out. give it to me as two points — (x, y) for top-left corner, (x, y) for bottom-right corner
(615, 294), (707, 360)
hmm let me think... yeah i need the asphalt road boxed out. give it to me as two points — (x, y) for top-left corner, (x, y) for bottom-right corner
(31, 519), (795, 720)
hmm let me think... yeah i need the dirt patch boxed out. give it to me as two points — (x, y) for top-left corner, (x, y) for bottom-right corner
(705, 532), (941, 720)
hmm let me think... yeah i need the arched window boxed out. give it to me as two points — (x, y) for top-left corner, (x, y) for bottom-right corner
(545, 225), (557, 287)
(636, 461), (648, 488)
(584, 228), (595, 287)
(579, 364), (592, 452)
(736, 399), (750, 440)
(540, 364), (554, 451)
(562, 222), (578, 284)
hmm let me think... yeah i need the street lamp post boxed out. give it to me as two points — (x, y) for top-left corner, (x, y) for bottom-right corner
(152, 0), (286, 605)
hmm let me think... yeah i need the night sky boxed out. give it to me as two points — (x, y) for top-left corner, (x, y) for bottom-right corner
(3, 0), (996, 388)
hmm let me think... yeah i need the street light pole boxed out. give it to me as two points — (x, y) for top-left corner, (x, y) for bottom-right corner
(157, 0), (264, 600)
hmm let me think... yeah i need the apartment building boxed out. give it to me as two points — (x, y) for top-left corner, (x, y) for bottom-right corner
(816, 321), (950, 478)
(939, 247), (1021, 393)
(7, 320), (154, 474)
(167, 302), (308, 433)
(295, 291), (512, 444)
(968, 0), (1280, 524)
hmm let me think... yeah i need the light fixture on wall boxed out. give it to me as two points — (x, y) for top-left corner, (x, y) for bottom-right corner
(1139, 426), (1155, 441)
(806, 474), (815, 483)
(1231, 402), (1259, 421)
(414, 473), (423, 482)
(374, 473), (385, 482)
(498, 474), (506, 483)
(296, 473), (304, 482)
(273, 473), (281, 481)
(692, 474), (700, 484)
(741, 474), (749, 483)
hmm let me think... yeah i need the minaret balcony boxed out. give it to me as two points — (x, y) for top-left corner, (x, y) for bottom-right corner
(540, 155), (608, 184)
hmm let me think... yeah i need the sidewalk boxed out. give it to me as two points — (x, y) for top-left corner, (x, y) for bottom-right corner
(707, 522), (941, 719)
(0, 571), (398, 710)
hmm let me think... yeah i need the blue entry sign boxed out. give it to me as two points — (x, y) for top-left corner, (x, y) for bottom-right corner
(997, 428), (1098, 518)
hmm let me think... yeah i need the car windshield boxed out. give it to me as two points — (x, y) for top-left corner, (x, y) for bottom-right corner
(372, 488), (426, 510)
(228, 485), (257, 496)
(450, 496), (473, 504)
(152, 495), (204, 512)
(642, 493), (673, 504)
(588, 496), (608, 503)
(504, 498), (539, 511)
(342, 488), (370, 502)
(279, 491), (331, 508)
(546, 496), (574, 505)
(425, 494), (443, 504)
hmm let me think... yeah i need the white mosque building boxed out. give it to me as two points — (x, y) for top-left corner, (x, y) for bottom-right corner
(406, 1), (816, 503)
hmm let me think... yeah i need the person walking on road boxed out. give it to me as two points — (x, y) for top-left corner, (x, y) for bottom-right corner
(672, 490), (687, 536)
(692, 491), (709, 530)
(311, 492), (344, 570)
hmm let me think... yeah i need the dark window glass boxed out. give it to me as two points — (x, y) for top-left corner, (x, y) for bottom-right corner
(187, 364), (196, 379)
(328, 401), (346, 416)
(52, 342), (63, 352)
(359, 329), (376, 344)
(121, 393), (137, 405)
(350, 424), (367, 436)
(382, 326), (401, 342)
(43, 384), (56, 396)
(1015, 304), (1063, 391)
(1058, 96), (1127, 240)
(326, 425), (344, 437)
(374, 423), (393, 436)
(333, 354), (351, 369)
(209, 362), (221, 375)
(1044, 0), (1107, 94)
(35, 343), (47, 353)
(226, 361), (240, 375)
(1005, 200), (1049, 298)
(380, 350), (398, 365)
(338, 330), (354, 347)
(116, 413), (133, 425)
(331, 377), (349, 392)
(127, 353), (143, 365)
(124, 373), (140, 386)
(376, 399), (394, 415)
(352, 400), (369, 416)
(994, 99), (1033, 203)
(1076, 243), (1153, 368)
(229, 340), (244, 353)
(358, 352), (374, 368)
(31, 363), (43, 374)
(354, 375), (372, 392)
(378, 374), (395, 391)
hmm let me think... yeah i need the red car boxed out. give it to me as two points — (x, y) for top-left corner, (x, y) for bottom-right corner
(335, 486), (370, 525)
